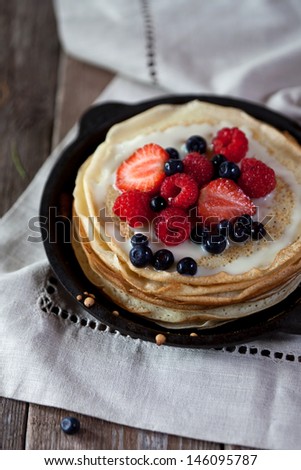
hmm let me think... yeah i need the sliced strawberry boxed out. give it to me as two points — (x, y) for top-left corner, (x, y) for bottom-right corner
(116, 143), (169, 193)
(198, 179), (256, 225)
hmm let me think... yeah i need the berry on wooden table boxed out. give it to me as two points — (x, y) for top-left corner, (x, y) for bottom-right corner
(60, 417), (80, 435)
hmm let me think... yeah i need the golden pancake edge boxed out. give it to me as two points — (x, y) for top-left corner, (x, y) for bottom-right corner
(72, 100), (301, 329)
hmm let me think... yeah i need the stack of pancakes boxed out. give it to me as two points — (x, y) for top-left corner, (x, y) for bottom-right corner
(72, 101), (301, 328)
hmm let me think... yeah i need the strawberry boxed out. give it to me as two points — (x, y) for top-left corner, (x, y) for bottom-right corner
(113, 190), (154, 228)
(198, 178), (256, 225)
(212, 127), (248, 163)
(238, 158), (276, 198)
(116, 143), (169, 193)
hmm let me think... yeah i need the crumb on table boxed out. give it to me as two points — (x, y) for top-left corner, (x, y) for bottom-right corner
(84, 296), (95, 308)
(155, 334), (166, 346)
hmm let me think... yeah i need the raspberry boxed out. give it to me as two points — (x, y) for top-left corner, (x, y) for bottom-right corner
(212, 127), (248, 163)
(183, 152), (214, 187)
(160, 173), (199, 209)
(238, 158), (276, 198)
(154, 207), (191, 246)
(113, 190), (154, 228)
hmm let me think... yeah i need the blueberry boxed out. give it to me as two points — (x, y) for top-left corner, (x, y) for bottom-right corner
(250, 222), (266, 240)
(164, 159), (184, 176)
(218, 161), (241, 180)
(177, 257), (198, 275)
(217, 219), (231, 237)
(190, 225), (208, 244)
(60, 417), (80, 435)
(150, 195), (167, 212)
(131, 233), (149, 246)
(165, 147), (179, 159)
(186, 135), (207, 154)
(130, 246), (153, 267)
(203, 233), (227, 254)
(152, 249), (174, 270)
(229, 223), (249, 243)
(211, 154), (227, 177)
(236, 214), (252, 234)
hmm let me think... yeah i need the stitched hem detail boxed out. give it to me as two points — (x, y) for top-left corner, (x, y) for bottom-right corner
(140, 0), (158, 85)
(38, 274), (300, 361)
(214, 345), (300, 363)
(37, 275), (114, 333)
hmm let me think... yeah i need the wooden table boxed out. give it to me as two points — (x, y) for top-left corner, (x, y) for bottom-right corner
(0, 0), (245, 450)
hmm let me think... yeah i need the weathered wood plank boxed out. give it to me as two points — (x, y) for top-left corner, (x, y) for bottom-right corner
(224, 444), (257, 450)
(51, 54), (114, 148)
(0, 0), (60, 217)
(26, 405), (221, 450)
(0, 0), (60, 451)
(0, 398), (28, 450)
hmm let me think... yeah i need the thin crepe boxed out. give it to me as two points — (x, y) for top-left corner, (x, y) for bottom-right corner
(72, 101), (301, 328)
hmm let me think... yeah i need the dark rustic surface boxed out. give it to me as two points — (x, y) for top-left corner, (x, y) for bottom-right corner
(0, 0), (244, 450)
(0, 0), (59, 217)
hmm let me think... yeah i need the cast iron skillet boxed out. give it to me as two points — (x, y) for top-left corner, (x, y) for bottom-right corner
(40, 94), (301, 348)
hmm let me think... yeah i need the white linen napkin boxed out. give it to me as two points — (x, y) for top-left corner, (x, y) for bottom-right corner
(53, 0), (301, 122)
(1, 76), (301, 450)
(1, 0), (301, 450)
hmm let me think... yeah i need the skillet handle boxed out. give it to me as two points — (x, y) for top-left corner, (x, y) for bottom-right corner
(78, 102), (145, 140)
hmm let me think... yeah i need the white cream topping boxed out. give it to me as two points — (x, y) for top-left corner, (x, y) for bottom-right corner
(91, 122), (301, 276)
